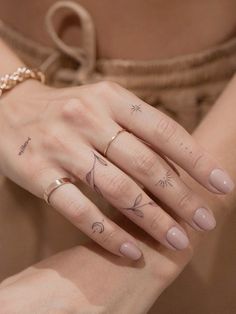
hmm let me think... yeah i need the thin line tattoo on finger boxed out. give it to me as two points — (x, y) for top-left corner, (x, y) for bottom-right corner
(86, 152), (108, 196)
(92, 220), (105, 234)
(131, 104), (142, 114)
(18, 137), (31, 155)
(156, 170), (173, 188)
(123, 193), (157, 217)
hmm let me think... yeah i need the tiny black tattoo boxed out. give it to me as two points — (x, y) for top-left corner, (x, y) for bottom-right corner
(92, 220), (105, 233)
(156, 170), (173, 188)
(86, 152), (108, 196)
(18, 137), (31, 156)
(123, 193), (157, 217)
(131, 104), (142, 114)
(179, 142), (193, 155)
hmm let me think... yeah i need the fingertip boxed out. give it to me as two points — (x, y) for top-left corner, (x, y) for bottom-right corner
(119, 242), (143, 261)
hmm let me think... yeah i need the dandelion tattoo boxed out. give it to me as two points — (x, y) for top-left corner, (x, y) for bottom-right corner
(86, 152), (108, 196)
(131, 104), (142, 114)
(18, 137), (31, 155)
(92, 221), (105, 234)
(123, 193), (157, 218)
(156, 170), (173, 188)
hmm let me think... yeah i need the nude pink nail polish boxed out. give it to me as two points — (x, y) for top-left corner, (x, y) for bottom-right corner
(209, 169), (234, 194)
(166, 227), (189, 250)
(120, 242), (142, 260)
(193, 208), (216, 231)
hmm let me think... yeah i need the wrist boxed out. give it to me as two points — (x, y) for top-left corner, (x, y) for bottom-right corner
(1, 78), (47, 102)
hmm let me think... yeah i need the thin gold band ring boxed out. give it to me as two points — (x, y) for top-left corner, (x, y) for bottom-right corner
(44, 177), (72, 204)
(103, 128), (127, 157)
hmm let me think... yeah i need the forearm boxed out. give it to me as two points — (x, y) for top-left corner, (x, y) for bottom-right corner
(0, 38), (24, 74)
(181, 75), (236, 227)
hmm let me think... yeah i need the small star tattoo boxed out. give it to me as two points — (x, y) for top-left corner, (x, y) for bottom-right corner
(131, 104), (142, 114)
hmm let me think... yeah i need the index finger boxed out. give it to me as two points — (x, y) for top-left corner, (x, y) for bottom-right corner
(110, 84), (234, 194)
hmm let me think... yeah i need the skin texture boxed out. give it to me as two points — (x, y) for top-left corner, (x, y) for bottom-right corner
(1, 38), (233, 261)
(1, 75), (236, 313)
(0, 4), (236, 312)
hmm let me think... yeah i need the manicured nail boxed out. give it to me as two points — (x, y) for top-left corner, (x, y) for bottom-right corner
(120, 242), (142, 261)
(209, 169), (234, 194)
(193, 207), (216, 231)
(166, 227), (189, 250)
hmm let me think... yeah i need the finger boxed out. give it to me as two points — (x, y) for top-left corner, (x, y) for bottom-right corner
(95, 127), (216, 231)
(62, 147), (190, 251)
(37, 170), (143, 261)
(108, 83), (234, 194)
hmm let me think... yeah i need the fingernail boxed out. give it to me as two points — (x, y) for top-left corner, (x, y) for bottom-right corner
(209, 169), (234, 194)
(120, 242), (142, 261)
(193, 207), (216, 231)
(166, 227), (189, 250)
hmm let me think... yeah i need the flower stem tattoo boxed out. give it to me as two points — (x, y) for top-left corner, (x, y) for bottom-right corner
(123, 193), (157, 217)
(92, 221), (105, 234)
(156, 170), (173, 188)
(86, 152), (108, 196)
(131, 104), (142, 114)
(18, 137), (31, 156)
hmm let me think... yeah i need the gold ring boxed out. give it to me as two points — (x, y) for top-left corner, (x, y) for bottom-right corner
(44, 177), (72, 204)
(103, 128), (127, 157)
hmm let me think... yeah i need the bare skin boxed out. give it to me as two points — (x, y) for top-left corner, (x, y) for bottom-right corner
(0, 2), (236, 313)
(1, 39), (230, 260)
(1, 73), (236, 313)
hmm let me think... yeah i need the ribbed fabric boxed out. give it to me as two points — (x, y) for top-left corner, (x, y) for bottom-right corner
(1, 1), (236, 132)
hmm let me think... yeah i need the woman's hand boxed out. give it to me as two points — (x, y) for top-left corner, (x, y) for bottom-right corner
(0, 79), (233, 260)
(0, 236), (192, 314)
(0, 250), (104, 314)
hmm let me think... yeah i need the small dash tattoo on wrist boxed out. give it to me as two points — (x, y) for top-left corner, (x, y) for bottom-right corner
(18, 137), (31, 156)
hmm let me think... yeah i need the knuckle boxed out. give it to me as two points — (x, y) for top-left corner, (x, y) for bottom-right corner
(100, 228), (119, 246)
(106, 174), (132, 200)
(154, 116), (178, 142)
(192, 152), (205, 170)
(41, 132), (63, 151)
(94, 80), (120, 95)
(177, 190), (193, 209)
(132, 150), (157, 176)
(66, 199), (89, 225)
(61, 98), (91, 124)
(30, 163), (53, 183)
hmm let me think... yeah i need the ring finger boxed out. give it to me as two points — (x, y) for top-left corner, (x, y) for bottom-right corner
(36, 167), (143, 261)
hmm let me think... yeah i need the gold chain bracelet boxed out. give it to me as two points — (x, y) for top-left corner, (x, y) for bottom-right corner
(0, 67), (45, 97)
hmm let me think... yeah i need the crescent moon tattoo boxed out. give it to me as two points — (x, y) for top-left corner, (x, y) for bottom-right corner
(92, 221), (105, 233)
